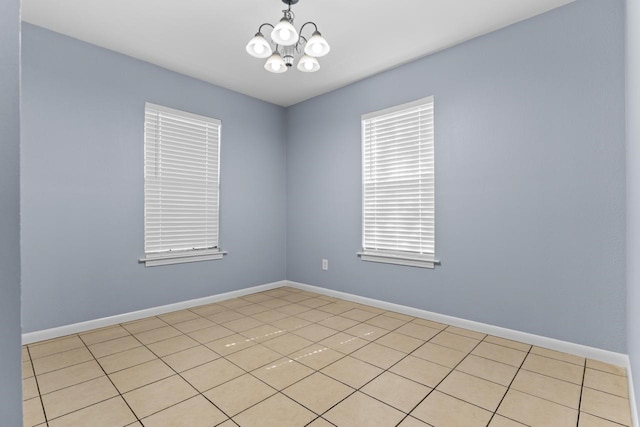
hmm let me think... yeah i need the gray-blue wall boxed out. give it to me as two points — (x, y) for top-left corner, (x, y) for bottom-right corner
(627, 0), (640, 414)
(286, 0), (626, 352)
(21, 24), (287, 333)
(0, 0), (22, 423)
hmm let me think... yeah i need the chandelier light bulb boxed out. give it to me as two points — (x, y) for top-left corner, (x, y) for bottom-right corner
(280, 28), (291, 41)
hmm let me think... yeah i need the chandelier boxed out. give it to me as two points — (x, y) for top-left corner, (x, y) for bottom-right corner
(245, 0), (330, 73)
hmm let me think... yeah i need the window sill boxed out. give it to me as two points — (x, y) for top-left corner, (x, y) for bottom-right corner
(357, 251), (440, 269)
(139, 249), (227, 267)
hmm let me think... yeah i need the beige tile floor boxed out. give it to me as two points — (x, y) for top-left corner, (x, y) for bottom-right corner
(22, 286), (633, 427)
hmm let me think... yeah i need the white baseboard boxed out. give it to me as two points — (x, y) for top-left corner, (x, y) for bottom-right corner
(286, 280), (629, 368)
(628, 357), (639, 427)
(23, 278), (629, 367)
(22, 280), (287, 345)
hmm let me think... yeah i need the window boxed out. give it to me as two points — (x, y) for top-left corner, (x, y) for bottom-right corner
(140, 103), (224, 267)
(359, 96), (438, 268)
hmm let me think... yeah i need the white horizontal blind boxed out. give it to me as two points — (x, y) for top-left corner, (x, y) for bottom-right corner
(362, 96), (435, 261)
(144, 103), (221, 255)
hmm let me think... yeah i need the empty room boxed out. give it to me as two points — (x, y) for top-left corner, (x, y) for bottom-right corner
(2, 0), (640, 425)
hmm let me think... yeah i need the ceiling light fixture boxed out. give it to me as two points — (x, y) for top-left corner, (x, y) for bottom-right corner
(246, 0), (330, 74)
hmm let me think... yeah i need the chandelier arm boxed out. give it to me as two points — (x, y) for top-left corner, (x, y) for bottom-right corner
(299, 21), (318, 36)
(258, 23), (275, 33)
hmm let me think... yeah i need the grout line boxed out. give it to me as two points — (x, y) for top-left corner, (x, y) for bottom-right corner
(26, 346), (50, 425)
(27, 344), (89, 364)
(527, 351), (587, 368)
(111, 325), (230, 425)
(35, 368), (104, 397)
(576, 358), (587, 427)
(304, 417), (336, 427)
(585, 365), (629, 378)
(485, 340), (532, 426)
(34, 347), (137, 425)
(91, 323), (215, 425)
(312, 320), (440, 423)
(579, 413), (631, 427)
(394, 330), (487, 426)
(82, 333), (143, 426)
(81, 331), (135, 348)
(502, 385), (581, 413)
(581, 384), (632, 399)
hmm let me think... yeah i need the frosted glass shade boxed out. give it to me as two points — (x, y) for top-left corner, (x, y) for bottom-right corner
(246, 33), (272, 59)
(304, 31), (330, 57)
(297, 55), (320, 72)
(264, 52), (288, 73)
(271, 18), (299, 46)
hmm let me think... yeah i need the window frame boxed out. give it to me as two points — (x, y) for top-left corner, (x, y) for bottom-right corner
(358, 96), (439, 269)
(139, 102), (225, 267)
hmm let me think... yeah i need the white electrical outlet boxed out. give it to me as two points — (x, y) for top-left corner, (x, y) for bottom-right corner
(322, 259), (328, 271)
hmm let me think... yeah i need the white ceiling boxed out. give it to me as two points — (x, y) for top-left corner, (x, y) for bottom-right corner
(21, 0), (575, 107)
